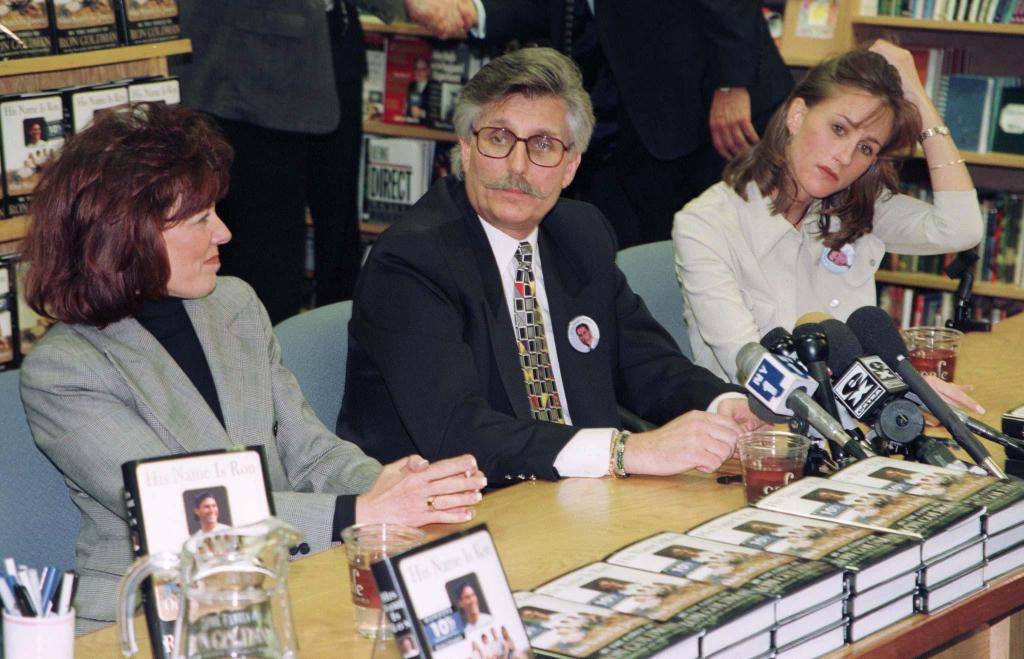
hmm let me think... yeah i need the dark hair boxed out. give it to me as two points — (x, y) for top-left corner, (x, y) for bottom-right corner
(723, 48), (921, 248)
(192, 491), (216, 509)
(23, 103), (232, 327)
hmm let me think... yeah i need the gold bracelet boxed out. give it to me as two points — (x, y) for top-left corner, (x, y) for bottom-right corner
(928, 158), (965, 171)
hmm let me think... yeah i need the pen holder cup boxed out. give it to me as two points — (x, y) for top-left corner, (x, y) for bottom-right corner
(2, 608), (74, 659)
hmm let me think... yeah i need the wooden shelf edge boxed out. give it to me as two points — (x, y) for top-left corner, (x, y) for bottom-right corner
(360, 16), (435, 37)
(876, 270), (1024, 301)
(0, 39), (192, 77)
(0, 215), (29, 245)
(852, 15), (1024, 35)
(363, 119), (458, 142)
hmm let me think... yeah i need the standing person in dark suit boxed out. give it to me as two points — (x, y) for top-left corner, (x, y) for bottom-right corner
(455, 0), (794, 248)
(176, 0), (471, 322)
(339, 47), (766, 484)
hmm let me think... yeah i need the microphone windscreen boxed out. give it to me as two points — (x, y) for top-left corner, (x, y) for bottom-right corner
(795, 311), (834, 326)
(760, 326), (792, 352)
(846, 306), (909, 364)
(792, 322), (824, 338)
(819, 319), (863, 374)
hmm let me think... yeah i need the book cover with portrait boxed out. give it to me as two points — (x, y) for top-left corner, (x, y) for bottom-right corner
(63, 82), (129, 134)
(382, 34), (432, 125)
(128, 76), (181, 106)
(513, 590), (699, 659)
(52, 0), (122, 53)
(371, 524), (530, 658)
(687, 506), (920, 594)
(604, 530), (844, 622)
(755, 476), (984, 561)
(116, 0), (180, 44)
(121, 447), (275, 659)
(425, 42), (484, 131)
(829, 456), (1024, 535)
(0, 0), (55, 59)
(0, 92), (65, 215)
(531, 562), (773, 656)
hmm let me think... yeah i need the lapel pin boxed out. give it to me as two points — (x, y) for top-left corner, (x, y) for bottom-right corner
(568, 316), (599, 353)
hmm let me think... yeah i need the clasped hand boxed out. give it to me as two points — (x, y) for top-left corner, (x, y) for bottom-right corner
(356, 454), (487, 527)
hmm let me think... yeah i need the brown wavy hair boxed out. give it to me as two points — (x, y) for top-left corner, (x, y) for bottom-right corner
(723, 48), (922, 249)
(23, 103), (232, 327)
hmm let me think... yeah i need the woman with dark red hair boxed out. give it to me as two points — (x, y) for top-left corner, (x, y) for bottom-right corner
(19, 103), (485, 632)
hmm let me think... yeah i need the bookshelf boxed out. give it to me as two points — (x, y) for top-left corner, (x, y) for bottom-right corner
(363, 118), (456, 142)
(0, 39), (192, 253)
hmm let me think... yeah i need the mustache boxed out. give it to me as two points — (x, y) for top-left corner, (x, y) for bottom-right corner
(481, 175), (543, 198)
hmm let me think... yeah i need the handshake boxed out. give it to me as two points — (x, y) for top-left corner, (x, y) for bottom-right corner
(402, 0), (479, 39)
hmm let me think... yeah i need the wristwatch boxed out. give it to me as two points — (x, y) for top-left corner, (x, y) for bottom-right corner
(918, 125), (951, 143)
(716, 87), (733, 93)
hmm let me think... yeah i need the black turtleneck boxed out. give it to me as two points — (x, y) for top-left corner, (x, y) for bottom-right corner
(136, 298), (225, 427)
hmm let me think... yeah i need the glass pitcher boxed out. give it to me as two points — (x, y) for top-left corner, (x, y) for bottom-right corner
(118, 517), (302, 659)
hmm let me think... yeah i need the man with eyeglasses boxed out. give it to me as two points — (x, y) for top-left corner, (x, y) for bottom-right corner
(339, 48), (766, 484)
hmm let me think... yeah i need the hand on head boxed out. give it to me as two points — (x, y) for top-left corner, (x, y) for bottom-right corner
(356, 454), (486, 527)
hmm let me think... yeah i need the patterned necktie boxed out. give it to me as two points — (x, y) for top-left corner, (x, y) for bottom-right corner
(513, 242), (564, 423)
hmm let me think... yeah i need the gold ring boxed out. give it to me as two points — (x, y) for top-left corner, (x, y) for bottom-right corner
(426, 496), (435, 511)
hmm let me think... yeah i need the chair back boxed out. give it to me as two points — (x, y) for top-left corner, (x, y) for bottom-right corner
(616, 241), (692, 359)
(273, 301), (351, 428)
(0, 369), (79, 569)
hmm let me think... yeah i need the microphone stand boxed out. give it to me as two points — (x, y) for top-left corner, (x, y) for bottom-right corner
(944, 251), (991, 333)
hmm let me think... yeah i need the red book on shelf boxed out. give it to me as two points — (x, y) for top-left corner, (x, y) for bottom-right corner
(382, 35), (433, 126)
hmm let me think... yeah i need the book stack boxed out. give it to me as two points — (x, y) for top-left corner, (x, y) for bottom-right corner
(865, 0), (1024, 23)
(829, 457), (1024, 588)
(528, 562), (775, 658)
(755, 476), (987, 614)
(604, 532), (846, 656)
(687, 507), (922, 645)
(358, 135), (437, 227)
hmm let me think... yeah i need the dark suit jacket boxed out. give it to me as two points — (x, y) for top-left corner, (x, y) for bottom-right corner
(338, 177), (742, 481)
(478, 0), (793, 160)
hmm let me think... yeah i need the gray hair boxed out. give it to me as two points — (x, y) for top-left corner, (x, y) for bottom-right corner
(450, 47), (594, 177)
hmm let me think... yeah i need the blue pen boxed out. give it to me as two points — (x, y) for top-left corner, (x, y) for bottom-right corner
(39, 566), (60, 616)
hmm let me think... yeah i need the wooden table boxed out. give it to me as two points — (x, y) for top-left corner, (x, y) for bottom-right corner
(76, 314), (1024, 657)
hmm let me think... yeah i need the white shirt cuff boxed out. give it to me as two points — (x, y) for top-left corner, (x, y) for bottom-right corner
(469, 0), (486, 37)
(553, 428), (617, 478)
(707, 392), (745, 415)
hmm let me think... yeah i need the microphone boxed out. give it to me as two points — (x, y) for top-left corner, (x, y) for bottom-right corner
(735, 343), (871, 460)
(902, 391), (1024, 453)
(791, 322), (848, 460)
(846, 306), (1006, 479)
(760, 326), (796, 358)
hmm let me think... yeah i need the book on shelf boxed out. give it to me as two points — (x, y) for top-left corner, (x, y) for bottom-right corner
(514, 591), (701, 659)
(128, 76), (182, 106)
(0, 0), (55, 59)
(359, 134), (436, 227)
(754, 476), (985, 561)
(827, 456), (1024, 535)
(918, 538), (985, 588)
(991, 86), (1024, 155)
(115, 0), (182, 45)
(532, 562), (774, 658)
(0, 254), (16, 370)
(987, 521), (1024, 555)
(943, 75), (996, 153)
(770, 596), (846, 650)
(685, 506), (921, 594)
(383, 35), (433, 126)
(603, 531), (845, 621)
(369, 524), (531, 659)
(843, 568), (917, 617)
(121, 446), (275, 659)
(0, 91), (65, 217)
(63, 82), (130, 134)
(363, 32), (387, 121)
(51, 0), (121, 53)
(425, 42), (484, 132)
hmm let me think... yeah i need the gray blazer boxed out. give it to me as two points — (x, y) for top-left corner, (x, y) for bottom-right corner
(20, 277), (381, 629)
(177, 0), (405, 133)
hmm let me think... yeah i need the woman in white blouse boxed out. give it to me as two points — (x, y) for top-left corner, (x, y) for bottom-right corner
(673, 41), (983, 394)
